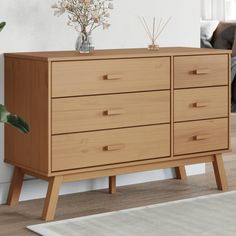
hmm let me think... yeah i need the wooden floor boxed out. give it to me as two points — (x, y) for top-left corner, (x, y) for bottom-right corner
(0, 117), (235, 235)
(0, 160), (235, 235)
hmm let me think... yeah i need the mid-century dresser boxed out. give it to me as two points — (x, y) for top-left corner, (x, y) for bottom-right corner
(4, 47), (231, 221)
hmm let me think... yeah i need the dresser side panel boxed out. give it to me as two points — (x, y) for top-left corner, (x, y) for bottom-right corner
(228, 54), (231, 150)
(4, 57), (50, 175)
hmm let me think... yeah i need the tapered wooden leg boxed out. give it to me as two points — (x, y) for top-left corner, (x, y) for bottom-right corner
(212, 154), (228, 192)
(42, 176), (63, 221)
(109, 176), (116, 194)
(7, 167), (24, 206)
(175, 166), (187, 180)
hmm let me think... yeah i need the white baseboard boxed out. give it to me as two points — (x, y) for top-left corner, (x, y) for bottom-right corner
(0, 164), (205, 204)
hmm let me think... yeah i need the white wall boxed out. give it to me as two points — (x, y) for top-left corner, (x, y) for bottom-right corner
(0, 0), (202, 204)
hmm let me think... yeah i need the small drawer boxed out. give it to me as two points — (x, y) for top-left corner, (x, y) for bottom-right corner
(52, 124), (170, 171)
(174, 118), (228, 155)
(52, 58), (170, 97)
(52, 91), (170, 134)
(174, 55), (228, 89)
(174, 86), (228, 122)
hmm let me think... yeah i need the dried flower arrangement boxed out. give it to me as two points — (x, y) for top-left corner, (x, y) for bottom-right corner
(52, 0), (114, 52)
(139, 16), (171, 50)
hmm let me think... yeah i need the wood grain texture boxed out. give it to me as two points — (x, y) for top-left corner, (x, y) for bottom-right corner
(175, 166), (187, 180)
(4, 57), (50, 174)
(170, 56), (174, 157)
(174, 86), (228, 122)
(62, 155), (215, 182)
(52, 91), (170, 134)
(4, 47), (231, 62)
(1, 158), (235, 236)
(212, 154), (228, 192)
(174, 118), (229, 156)
(4, 48), (231, 222)
(52, 125), (171, 171)
(7, 167), (24, 206)
(42, 176), (63, 221)
(109, 176), (116, 194)
(228, 54), (231, 150)
(52, 58), (170, 97)
(48, 150), (230, 178)
(174, 55), (228, 88)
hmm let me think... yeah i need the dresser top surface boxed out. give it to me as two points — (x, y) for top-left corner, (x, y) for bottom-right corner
(5, 47), (231, 62)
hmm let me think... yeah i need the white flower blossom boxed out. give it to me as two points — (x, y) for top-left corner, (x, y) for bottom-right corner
(108, 3), (113, 9)
(51, 3), (58, 8)
(103, 22), (110, 29)
(52, 0), (113, 33)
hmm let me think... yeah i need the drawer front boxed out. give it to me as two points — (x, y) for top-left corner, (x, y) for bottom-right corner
(174, 86), (228, 122)
(52, 91), (170, 134)
(174, 55), (228, 89)
(52, 125), (170, 171)
(174, 118), (228, 155)
(52, 58), (170, 97)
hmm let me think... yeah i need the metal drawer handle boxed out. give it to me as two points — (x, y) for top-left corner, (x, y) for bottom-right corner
(103, 109), (125, 116)
(104, 74), (122, 80)
(193, 134), (211, 141)
(193, 102), (208, 108)
(104, 144), (125, 151)
(193, 69), (211, 75)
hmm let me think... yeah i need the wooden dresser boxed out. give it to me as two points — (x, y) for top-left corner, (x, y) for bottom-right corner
(4, 47), (231, 221)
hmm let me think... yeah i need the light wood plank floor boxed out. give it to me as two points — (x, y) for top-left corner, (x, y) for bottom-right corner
(0, 117), (235, 236)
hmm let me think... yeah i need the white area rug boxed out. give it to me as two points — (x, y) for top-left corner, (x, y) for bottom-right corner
(28, 191), (236, 236)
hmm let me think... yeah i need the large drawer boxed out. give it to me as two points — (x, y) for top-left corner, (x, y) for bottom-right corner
(52, 58), (170, 97)
(174, 86), (228, 122)
(52, 91), (170, 134)
(174, 55), (228, 89)
(174, 118), (228, 156)
(52, 124), (170, 171)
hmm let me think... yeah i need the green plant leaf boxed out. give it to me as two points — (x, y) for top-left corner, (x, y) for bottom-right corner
(0, 104), (30, 133)
(0, 104), (9, 123)
(0, 22), (6, 32)
(0, 23), (29, 133)
(7, 114), (30, 133)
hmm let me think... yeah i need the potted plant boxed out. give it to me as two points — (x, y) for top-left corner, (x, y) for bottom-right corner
(0, 22), (29, 133)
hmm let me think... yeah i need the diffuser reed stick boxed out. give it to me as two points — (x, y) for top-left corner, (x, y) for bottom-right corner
(139, 16), (172, 50)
